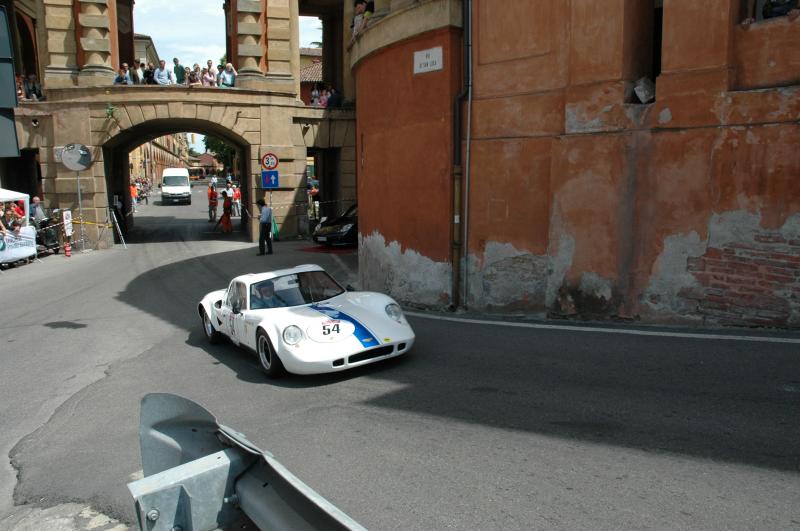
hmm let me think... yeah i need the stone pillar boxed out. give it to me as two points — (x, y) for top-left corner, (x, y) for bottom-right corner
(235, 0), (267, 89)
(76, 0), (116, 85)
(42, 0), (80, 88)
(264, 0), (297, 92)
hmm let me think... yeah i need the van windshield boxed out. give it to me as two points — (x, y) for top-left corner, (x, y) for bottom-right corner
(163, 175), (189, 186)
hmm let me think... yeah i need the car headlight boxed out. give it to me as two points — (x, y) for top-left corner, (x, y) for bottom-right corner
(339, 223), (354, 233)
(385, 303), (403, 322)
(282, 325), (304, 345)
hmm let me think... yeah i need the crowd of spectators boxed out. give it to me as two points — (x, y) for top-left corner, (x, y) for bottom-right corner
(0, 201), (26, 237)
(114, 57), (239, 88)
(309, 84), (342, 108)
(15, 73), (44, 102)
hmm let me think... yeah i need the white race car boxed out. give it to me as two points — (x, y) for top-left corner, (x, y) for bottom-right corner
(198, 264), (415, 377)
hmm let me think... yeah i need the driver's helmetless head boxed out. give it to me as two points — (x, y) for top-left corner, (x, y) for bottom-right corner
(258, 281), (274, 297)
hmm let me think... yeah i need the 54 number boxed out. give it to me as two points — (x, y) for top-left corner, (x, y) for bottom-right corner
(322, 324), (341, 335)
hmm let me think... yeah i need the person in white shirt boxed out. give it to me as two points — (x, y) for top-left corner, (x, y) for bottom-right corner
(153, 59), (175, 85)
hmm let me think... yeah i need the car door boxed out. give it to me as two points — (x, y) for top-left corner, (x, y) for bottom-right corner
(218, 282), (237, 339)
(231, 282), (248, 346)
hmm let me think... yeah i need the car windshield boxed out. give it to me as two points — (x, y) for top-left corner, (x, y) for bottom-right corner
(163, 175), (189, 186)
(342, 204), (357, 218)
(249, 271), (345, 310)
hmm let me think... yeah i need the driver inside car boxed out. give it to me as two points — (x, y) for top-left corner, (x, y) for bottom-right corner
(250, 280), (281, 310)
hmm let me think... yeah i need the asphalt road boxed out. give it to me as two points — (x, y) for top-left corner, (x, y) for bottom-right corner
(1, 185), (799, 530)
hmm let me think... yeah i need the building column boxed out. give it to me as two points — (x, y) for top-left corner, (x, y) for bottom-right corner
(42, 0), (80, 87)
(264, 0), (297, 92)
(234, 0), (268, 89)
(76, 0), (116, 85)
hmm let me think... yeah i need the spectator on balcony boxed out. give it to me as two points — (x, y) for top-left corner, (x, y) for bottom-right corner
(743, 0), (800, 23)
(23, 74), (44, 100)
(188, 71), (202, 87)
(318, 87), (329, 108)
(216, 64), (224, 85)
(15, 74), (24, 100)
(143, 62), (156, 85)
(134, 62), (145, 84)
(327, 87), (342, 108)
(219, 63), (237, 88)
(350, 0), (374, 43)
(310, 83), (321, 106)
(207, 59), (215, 75)
(173, 57), (186, 84)
(154, 59), (175, 85)
(114, 67), (131, 85)
(201, 67), (216, 86)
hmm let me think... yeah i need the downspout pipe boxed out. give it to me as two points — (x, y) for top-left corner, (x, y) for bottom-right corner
(451, 0), (472, 310)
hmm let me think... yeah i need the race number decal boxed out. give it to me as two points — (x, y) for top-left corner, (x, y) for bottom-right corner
(306, 319), (355, 343)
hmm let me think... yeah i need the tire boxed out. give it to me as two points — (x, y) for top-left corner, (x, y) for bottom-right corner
(201, 308), (222, 344)
(187, 199), (192, 205)
(256, 329), (285, 378)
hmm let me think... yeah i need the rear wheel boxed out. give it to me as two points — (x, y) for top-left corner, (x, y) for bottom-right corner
(201, 308), (222, 344)
(257, 329), (285, 378)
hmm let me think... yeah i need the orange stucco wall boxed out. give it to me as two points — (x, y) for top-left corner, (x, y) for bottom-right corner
(356, 27), (461, 262)
(354, 0), (800, 327)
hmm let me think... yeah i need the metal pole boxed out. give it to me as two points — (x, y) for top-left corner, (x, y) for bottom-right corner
(110, 207), (127, 249)
(76, 170), (86, 252)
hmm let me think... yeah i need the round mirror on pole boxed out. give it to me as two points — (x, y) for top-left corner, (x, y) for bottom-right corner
(61, 143), (92, 251)
(61, 143), (93, 171)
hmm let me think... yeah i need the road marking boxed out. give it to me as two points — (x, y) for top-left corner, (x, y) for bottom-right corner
(405, 312), (800, 345)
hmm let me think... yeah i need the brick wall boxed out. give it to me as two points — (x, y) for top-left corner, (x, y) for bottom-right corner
(683, 233), (800, 327)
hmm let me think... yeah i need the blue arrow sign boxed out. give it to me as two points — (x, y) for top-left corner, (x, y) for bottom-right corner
(261, 170), (279, 189)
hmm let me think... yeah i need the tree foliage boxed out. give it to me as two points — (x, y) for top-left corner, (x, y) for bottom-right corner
(203, 136), (236, 170)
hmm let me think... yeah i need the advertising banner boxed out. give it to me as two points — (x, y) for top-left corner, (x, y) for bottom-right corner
(0, 225), (36, 263)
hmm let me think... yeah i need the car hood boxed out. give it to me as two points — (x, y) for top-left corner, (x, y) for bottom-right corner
(250, 292), (402, 346)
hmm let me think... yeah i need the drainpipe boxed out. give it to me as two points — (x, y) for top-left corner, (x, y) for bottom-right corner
(451, 0), (472, 310)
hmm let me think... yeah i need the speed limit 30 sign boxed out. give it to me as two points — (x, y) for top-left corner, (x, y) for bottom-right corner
(261, 152), (279, 170)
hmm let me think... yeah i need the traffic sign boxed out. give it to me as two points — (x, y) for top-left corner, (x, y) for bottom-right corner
(262, 170), (279, 189)
(260, 152), (278, 170)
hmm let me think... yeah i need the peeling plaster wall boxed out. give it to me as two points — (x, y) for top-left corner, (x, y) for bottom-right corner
(359, 232), (451, 308)
(352, 1), (800, 329)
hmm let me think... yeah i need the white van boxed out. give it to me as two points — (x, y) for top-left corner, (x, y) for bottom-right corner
(161, 168), (192, 205)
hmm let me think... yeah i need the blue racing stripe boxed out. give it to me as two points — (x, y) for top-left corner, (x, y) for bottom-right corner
(311, 304), (380, 348)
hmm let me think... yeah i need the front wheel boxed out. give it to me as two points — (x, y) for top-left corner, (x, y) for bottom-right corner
(257, 330), (285, 378)
(201, 308), (222, 344)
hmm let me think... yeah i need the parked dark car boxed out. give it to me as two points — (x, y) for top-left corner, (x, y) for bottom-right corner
(312, 204), (357, 246)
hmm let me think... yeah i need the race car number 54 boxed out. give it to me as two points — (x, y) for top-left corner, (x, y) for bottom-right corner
(322, 323), (341, 335)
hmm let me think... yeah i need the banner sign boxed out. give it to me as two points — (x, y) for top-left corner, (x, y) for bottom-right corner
(0, 225), (36, 263)
(63, 210), (73, 237)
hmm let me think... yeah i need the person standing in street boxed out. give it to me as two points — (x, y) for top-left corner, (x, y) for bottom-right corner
(232, 185), (241, 216)
(130, 182), (138, 212)
(257, 198), (273, 255)
(207, 183), (218, 222)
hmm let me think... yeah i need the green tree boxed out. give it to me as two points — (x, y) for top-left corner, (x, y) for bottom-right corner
(203, 136), (236, 170)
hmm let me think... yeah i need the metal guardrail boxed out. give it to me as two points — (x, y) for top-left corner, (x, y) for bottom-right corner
(127, 393), (366, 531)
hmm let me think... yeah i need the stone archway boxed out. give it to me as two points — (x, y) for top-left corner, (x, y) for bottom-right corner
(102, 117), (253, 239)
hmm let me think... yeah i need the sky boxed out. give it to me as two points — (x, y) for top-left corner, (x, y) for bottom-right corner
(133, 0), (321, 151)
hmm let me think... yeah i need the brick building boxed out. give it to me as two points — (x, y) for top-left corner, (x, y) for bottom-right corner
(348, 0), (800, 328)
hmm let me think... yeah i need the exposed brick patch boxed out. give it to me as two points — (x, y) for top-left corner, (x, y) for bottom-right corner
(682, 234), (800, 327)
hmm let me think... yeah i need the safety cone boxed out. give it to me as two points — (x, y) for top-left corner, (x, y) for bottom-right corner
(64, 241), (71, 258)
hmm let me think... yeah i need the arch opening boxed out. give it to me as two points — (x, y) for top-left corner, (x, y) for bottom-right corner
(102, 118), (251, 243)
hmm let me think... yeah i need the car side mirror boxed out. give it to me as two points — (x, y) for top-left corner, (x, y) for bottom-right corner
(232, 303), (241, 314)
(346, 284), (355, 292)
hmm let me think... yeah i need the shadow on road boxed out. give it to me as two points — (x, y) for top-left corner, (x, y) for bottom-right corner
(117, 246), (800, 473)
